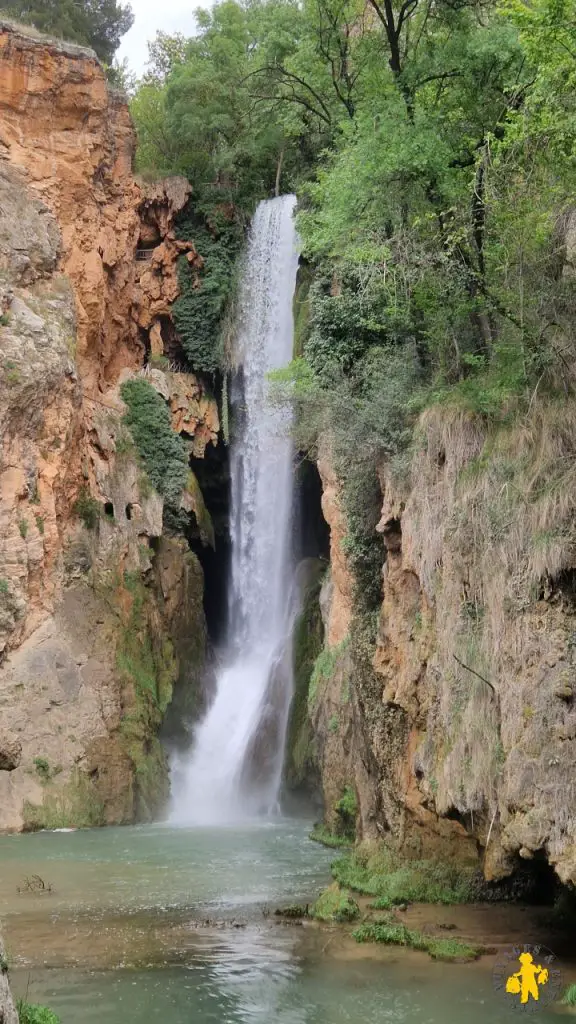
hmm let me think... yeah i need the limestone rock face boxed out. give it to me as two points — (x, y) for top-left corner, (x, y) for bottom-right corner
(0, 20), (142, 388)
(0, 23), (210, 831)
(314, 405), (576, 883)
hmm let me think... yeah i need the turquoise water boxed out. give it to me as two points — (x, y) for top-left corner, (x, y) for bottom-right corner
(0, 822), (563, 1023)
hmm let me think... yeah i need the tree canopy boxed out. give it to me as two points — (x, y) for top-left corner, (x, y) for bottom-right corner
(2, 0), (134, 64)
(130, 0), (576, 530)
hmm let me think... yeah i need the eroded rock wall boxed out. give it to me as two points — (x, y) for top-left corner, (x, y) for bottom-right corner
(312, 406), (576, 885)
(0, 22), (215, 831)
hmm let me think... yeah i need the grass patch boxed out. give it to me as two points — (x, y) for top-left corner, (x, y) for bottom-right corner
(352, 921), (482, 961)
(17, 1001), (61, 1024)
(311, 883), (360, 923)
(562, 984), (576, 1006)
(310, 823), (353, 848)
(332, 844), (474, 905)
(23, 769), (105, 831)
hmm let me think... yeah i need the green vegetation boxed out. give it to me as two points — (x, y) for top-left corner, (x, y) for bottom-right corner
(562, 984), (576, 1006)
(334, 785), (357, 839)
(17, 1000), (61, 1024)
(23, 769), (105, 831)
(33, 756), (51, 781)
(129, 0), (576, 765)
(331, 845), (474, 906)
(285, 560), (325, 789)
(0, 952), (7, 974)
(311, 883), (360, 923)
(352, 921), (482, 962)
(120, 378), (188, 509)
(73, 487), (101, 530)
(308, 638), (349, 710)
(18, 518), (28, 539)
(35, 514), (45, 535)
(0, 578), (9, 594)
(115, 571), (176, 819)
(309, 824), (353, 849)
(171, 210), (243, 375)
(2, 0), (134, 65)
(0, 313), (10, 327)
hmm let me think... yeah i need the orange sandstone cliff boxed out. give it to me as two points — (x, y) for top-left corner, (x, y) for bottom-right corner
(0, 21), (217, 830)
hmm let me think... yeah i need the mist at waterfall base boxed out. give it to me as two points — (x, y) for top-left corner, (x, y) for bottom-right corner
(170, 195), (300, 826)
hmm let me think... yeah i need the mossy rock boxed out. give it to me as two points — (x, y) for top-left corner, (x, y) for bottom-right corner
(311, 883), (360, 923)
(284, 559), (325, 791)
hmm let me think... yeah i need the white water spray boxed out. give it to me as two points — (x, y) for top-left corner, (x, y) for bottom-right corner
(170, 195), (300, 825)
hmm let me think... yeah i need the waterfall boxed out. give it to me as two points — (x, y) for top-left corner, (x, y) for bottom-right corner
(170, 195), (300, 825)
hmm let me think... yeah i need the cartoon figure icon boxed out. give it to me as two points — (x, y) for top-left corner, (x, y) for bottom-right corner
(506, 953), (549, 1004)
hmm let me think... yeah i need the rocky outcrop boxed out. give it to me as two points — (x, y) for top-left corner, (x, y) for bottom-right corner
(0, 926), (18, 1024)
(0, 22), (214, 831)
(312, 403), (576, 885)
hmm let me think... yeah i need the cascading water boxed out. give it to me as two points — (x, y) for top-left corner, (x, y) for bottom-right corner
(170, 195), (300, 825)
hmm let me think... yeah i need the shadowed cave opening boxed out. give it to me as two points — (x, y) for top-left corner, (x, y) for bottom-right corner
(186, 431), (231, 646)
(293, 456), (330, 564)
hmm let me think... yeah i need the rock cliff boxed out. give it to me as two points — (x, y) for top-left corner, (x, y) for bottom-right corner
(309, 402), (576, 886)
(0, 21), (217, 831)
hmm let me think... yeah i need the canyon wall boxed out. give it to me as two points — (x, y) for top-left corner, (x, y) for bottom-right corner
(309, 403), (576, 885)
(0, 21), (216, 830)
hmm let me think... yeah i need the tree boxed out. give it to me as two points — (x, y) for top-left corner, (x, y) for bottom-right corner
(3, 0), (134, 64)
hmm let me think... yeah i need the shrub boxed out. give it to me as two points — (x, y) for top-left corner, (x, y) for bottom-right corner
(18, 519), (28, 539)
(120, 378), (188, 507)
(172, 211), (243, 375)
(33, 757), (51, 782)
(73, 488), (101, 530)
(0, 578), (9, 594)
(335, 785), (357, 839)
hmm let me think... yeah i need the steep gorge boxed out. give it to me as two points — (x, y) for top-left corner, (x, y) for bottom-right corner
(1, 14), (575, 908)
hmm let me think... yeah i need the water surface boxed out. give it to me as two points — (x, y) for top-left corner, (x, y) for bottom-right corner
(0, 822), (563, 1024)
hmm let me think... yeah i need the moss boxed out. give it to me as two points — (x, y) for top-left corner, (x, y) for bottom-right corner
(185, 471), (215, 548)
(352, 920), (482, 961)
(310, 823), (353, 848)
(332, 844), (474, 904)
(159, 549), (206, 744)
(308, 637), (349, 710)
(23, 769), (105, 830)
(115, 574), (177, 819)
(292, 263), (313, 358)
(311, 883), (360, 923)
(284, 561), (325, 789)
